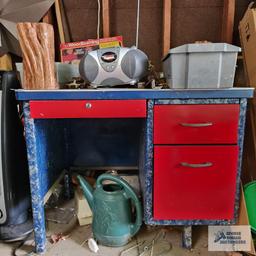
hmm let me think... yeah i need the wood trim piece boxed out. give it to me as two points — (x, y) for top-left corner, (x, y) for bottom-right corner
(102, 0), (110, 38)
(43, 171), (65, 204)
(221, 0), (235, 43)
(239, 24), (256, 182)
(59, 0), (71, 42)
(162, 0), (171, 57)
(55, 0), (65, 43)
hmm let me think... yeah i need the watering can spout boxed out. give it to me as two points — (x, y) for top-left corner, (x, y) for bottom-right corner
(77, 175), (94, 211)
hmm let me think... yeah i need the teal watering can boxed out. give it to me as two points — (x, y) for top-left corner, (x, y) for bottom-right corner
(77, 174), (142, 247)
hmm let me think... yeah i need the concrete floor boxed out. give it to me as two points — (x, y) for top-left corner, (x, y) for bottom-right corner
(0, 198), (243, 256)
(0, 220), (229, 256)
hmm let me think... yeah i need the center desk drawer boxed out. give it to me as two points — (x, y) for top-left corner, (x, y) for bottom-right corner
(154, 104), (239, 144)
(30, 100), (147, 119)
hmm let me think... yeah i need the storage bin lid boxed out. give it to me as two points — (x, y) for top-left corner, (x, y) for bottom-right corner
(163, 43), (241, 61)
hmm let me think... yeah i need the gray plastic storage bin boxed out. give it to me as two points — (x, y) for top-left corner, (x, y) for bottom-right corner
(163, 43), (241, 89)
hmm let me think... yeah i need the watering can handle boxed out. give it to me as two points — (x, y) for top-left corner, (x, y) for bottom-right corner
(96, 174), (142, 236)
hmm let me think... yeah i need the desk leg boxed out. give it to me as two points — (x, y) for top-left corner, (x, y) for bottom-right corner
(182, 225), (192, 249)
(23, 102), (46, 254)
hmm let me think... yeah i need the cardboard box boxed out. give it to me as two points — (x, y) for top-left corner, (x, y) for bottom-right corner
(60, 36), (123, 65)
(239, 3), (256, 87)
(75, 185), (92, 226)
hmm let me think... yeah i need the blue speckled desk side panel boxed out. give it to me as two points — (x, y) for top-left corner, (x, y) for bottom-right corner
(139, 100), (154, 223)
(234, 98), (247, 220)
(23, 102), (69, 253)
(34, 119), (69, 196)
(142, 98), (247, 225)
(23, 102), (46, 253)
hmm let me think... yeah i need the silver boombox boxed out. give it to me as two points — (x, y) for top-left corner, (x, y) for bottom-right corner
(79, 46), (149, 87)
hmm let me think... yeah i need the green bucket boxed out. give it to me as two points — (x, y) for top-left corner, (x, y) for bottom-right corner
(244, 181), (256, 233)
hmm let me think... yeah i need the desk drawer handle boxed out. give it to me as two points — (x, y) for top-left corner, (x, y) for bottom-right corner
(180, 122), (213, 127)
(85, 103), (92, 109)
(180, 162), (213, 168)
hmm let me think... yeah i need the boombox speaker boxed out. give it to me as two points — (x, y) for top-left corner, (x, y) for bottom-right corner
(79, 46), (149, 87)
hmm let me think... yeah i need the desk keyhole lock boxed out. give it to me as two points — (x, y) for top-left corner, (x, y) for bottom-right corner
(85, 103), (92, 109)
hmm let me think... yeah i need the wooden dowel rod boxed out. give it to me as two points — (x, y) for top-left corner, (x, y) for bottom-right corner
(221, 0), (235, 43)
(162, 0), (171, 57)
(102, 0), (110, 38)
(55, 0), (65, 43)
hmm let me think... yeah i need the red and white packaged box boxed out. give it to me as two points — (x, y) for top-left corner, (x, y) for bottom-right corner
(60, 36), (123, 64)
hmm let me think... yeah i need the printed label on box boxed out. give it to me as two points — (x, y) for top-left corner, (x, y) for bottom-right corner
(60, 36), (123, 65)
(208, 225), (251, 251)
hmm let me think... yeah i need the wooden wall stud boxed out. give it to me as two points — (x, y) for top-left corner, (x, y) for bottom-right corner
(221, 0), (235, 43)
(55, 0), (65, 43)
(162, 0), (171, 57)
(102, 0), (110, 38)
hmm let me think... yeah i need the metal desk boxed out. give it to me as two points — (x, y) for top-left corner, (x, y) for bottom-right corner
(15, 88), (254, 253)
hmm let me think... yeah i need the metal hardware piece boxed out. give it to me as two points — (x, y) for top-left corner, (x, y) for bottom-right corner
(180, 122), (213, 127)
(85, 102), (92, 109)
(181, 162), (213, 168)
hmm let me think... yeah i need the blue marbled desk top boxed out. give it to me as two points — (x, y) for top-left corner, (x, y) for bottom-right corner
(15, 88), (254, 101)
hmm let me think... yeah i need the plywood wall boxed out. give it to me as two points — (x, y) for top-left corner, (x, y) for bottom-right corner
(61, 0), (250, 70)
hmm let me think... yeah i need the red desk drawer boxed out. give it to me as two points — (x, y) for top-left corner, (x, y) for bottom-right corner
(30, 100), (147, 119)
(154, 104), (239, 144)
(153, 145), (238, 220)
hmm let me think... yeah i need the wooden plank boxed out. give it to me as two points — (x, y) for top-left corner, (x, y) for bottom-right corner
(43, 170), (65, 204)
(55, 0), (65, 43)
(59, 0), (71, 42)
(162, 0), (171, 57)
(102, 0), (110, 38)
(221, 0), (235, 43)
(239, 23), (256, 183)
